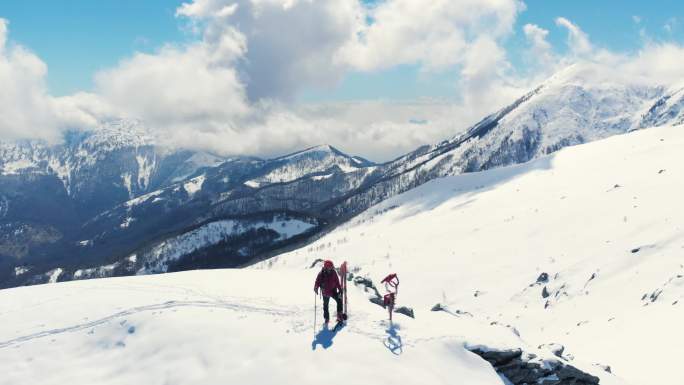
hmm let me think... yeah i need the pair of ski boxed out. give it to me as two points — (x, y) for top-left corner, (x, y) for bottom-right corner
(324, 261), (348, 332)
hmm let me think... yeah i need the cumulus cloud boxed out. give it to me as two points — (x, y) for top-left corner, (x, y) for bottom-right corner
(547, 17), (684, 88)
(0, 19), (96, 142)
(176, 0), (360, 101)
(523, 23), (554, 68)
(4, 5), (684, 161)
(95, 43), (250, 128)
(617, 42), (684, 85)
(337, 0), (523, 72)
(242, 100), (477, 161)
(84, 0), (528, 159)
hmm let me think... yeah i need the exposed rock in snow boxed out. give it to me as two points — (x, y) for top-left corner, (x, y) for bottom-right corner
(538, 343), (566, 359)
(537, 273), (550, 284)
(394, 306), (415, 318)
(468, 346), (600, 385)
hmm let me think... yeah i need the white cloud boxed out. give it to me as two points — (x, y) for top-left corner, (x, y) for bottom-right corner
(255, 100), (478, 160)
(84, 0), (527, 159)
(523, 23), (553, 67)
(458, 37), (521, 110)
(176, 0), (361, 101)
(546, 17), (684, 88)
(555, 17), (592, 56)
(0, 19), (96, 143)
(95, 43), (250, 129)
(338, 0), (524, 72)
(618, 42), (684, 85)
(664, 17), (678, 34)
(5, 6), (684, 162)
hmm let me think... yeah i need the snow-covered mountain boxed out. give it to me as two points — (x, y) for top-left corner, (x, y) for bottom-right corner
(1, 126), (379, 287)
(3, 63), (684, 289)
(4, 122), (681, 385)
(0, 119), (232, 285)
(261, 124), (684, 385)
(322, 64), (669, 219)
(0, 119), (206, 200)
(639, 82), (684, 128)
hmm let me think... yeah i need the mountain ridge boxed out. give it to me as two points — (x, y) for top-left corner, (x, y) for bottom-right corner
(2, 63), (683, 288)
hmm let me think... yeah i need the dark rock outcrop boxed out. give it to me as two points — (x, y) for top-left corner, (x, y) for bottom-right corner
(468, 346), (600, 385)
(537, 272), (550, 283)
(353, 276), (382, 299)
(394, 306), (415, 318)
(538, 343), (565, 359)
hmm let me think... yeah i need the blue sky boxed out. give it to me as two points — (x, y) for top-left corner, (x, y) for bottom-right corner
(1, 0), (684, 160)
(0, 0), (682, 100)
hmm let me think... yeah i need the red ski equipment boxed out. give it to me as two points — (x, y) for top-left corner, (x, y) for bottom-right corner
(381, 273), (400, 321)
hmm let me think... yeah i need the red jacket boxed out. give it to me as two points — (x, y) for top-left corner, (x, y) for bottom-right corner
(314, 269), (341, 297)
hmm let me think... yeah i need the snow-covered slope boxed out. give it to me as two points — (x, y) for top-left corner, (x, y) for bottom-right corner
(639, 82), (684, 128)
(4, 78), (682, 385)
(245, 144), (373, 187)
(261, 124), (684, 385)
(324, 64), (672, 221)
(0, 268), (618, 385)
(5, 64), (684, 291)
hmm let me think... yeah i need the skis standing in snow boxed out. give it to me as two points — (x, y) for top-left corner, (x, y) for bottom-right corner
(381, 273), (399, 322)
(314, 260), (344, 325)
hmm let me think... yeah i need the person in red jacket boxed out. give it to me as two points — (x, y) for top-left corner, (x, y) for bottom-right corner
(314, 260), (343, 324)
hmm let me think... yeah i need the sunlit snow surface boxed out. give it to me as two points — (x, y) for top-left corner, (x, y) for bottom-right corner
(2, 125), (682, 385)
(262, 125), (684, 385)
(1, 269), (558, 385)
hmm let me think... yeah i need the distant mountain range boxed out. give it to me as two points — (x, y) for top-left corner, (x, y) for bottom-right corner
(2, 63), (683, 288)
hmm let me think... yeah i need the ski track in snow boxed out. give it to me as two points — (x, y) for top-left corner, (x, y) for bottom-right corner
(0, 299), (297, 349)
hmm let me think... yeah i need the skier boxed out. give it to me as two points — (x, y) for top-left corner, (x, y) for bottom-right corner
(314, 260), (344, 324)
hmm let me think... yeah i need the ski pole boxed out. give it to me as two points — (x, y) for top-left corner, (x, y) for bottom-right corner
(313, 291), (317, 337)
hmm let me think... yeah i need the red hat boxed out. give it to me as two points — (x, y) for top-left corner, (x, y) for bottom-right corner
(323, 260), (334, 269)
